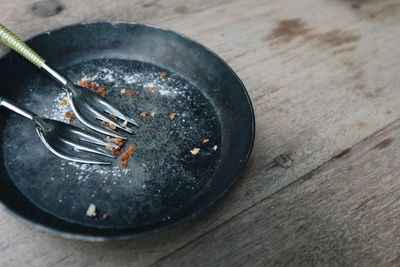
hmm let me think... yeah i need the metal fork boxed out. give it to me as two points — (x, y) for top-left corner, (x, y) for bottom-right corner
(0, 96), (117, 164)
(0, 23), (138, 139)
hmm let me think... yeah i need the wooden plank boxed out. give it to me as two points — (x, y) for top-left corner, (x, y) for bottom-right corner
(150, 0), (400, 263)
(1, 0), (400, 266)
(0, 0), (234, 54)
(153, 120), (400, 266)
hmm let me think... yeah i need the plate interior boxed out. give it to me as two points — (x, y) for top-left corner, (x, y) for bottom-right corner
(2, 58), (221, 228)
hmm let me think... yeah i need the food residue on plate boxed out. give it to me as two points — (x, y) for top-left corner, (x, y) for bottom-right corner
(147, 86), (157, 93)
(202, 138), (209, 144)
(121, 145), (137, 168)
(64, 111), (75, 121)
(191, 147), (200, 155)
(160, 71), (169, 78)
(102, 213), (110, 221)
(169, 112), (177, 121)
(123, 88), (135, 97)
(139, 112), (147, 121)
(59, 98), (69, 105)
(140, 110), (156, 122)
(109, 137), (125, 148)
(78, 77), (107, 97)
(108, 114), (117, 120)
(100, 121), (117, 130)
(86, 203), (97, 217)
(96, 87), (107, 97)
(106, 137), (126, 156)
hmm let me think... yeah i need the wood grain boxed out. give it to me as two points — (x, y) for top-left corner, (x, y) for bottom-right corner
(1, 0), (400, 266)
(153, 119), (400, 266)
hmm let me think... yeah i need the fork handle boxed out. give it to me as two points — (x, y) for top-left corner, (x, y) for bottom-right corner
(0, 97), (35, 120)
(0, 23), (68, 85)
(0, 24), (45, 68)
(0, 97), (49, 130)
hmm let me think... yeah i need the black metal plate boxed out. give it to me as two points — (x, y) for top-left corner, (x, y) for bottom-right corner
(0, 22), (255, 240)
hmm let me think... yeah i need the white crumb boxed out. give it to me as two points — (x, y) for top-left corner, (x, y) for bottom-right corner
(191, 148), (200, 155)
(86, 204), (97, 217)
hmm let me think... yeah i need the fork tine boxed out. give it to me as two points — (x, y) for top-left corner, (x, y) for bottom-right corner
(83, 102), (135, 134)
(69, 99), (126, 139)
(36, 129), (112, 165)
(61, 137), (116, 158)
(97, 114), (135, 134)
(97, 98), (139, 126)
(68, 127), (115, 148)
(73, 130), (119, 150)
(53, 118), (119, 149)
(74, 145), (116, 159)
(105, 109), (139, 127)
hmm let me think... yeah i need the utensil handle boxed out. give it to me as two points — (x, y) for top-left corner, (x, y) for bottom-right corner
(0, 23), (45, 68)
(0, 96), (49, 130)
(0, 96), (35, 120)
(0, 24), (68, 85)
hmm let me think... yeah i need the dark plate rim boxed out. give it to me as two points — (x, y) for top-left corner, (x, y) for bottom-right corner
(0, 20), (255, 241)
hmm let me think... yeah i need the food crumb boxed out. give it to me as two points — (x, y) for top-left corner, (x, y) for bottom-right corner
(96, 86), (107, 97)
(169, 112), (177, 121)
(110, 137), (125, 148)
(101, 121), (117, 130)
(121, 145), (137, 168)
(140, 110), (156, 122)
(59, 98), (69, 105)
(64, 111), (75, 121)
(203, 138), (210, 144)
(102, 213), (110, 221)
(148, 110), (156, 117)
(86, 204), (97, 217)
(148, 86), (157, 93)
(106, 137), (126, 156)
(108, 114), (117, 120)
(78, 77), (107, 97)
(160, 71), (169, 78)
(78, 78), (97, 90)
(124, 88), (135, 97)
(140, 112), (147, 122)
(191, 147), (201, 155)
(213, 145), (218, 151)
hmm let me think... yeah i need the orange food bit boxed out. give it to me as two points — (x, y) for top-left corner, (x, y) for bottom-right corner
(59, 98), (69, 105)
(100, 121), (117, 130)
(64, 111), (75, 121)
(121, 145), (137, 168)
(160, 71), (169, 78)
(169, 112), (177, 121)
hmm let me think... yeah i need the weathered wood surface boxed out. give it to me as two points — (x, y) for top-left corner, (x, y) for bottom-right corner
(1, 0), (400, 266)
(153, 120), (400, 266)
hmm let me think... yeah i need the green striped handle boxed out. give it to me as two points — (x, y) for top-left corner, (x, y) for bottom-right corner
(0, 23), (45, 68)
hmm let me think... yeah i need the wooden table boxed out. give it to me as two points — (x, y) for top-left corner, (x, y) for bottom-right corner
(1, 0), (400, 266)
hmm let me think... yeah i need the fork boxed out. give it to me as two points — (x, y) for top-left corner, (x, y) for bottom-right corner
(0, 96), (117, 164)
(0, 23), (138, 139)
